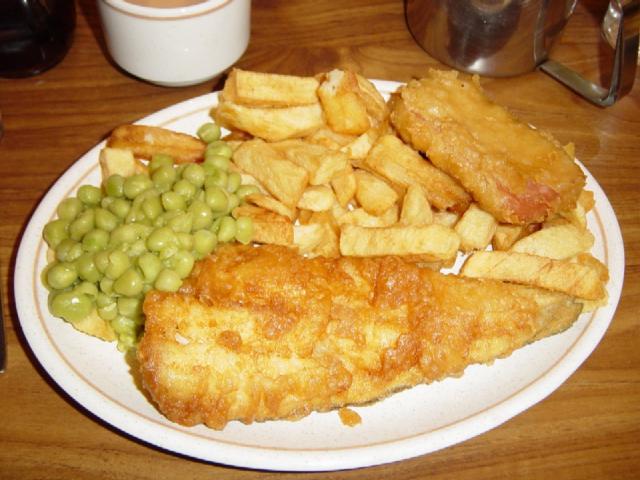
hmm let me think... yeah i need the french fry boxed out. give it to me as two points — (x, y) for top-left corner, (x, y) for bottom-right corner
(364, 135), (471, 212)
(304, 126), (357, 150)
(492, 224), (525, 251)
(331, 165), (357, 207)
(340, 224), (460, 261)
(270, 140), (349, 185)
(337, 205), (398, 228)
(318, 69), (372, 135)
(293, 223), (326, 254)
(510, 223), (594, 259)
(73, 309), (117, 342)
(454, 203), (498, 252)
(233, 139), (309, 209)
(461, 250), (606, 301)
(245, 193), (296, 221)
(223, 68), (320, 107)
(215, 101), (325, 142)
(432, 210), (460, 228)
(232, 205), (293, 246)
(354, 169), (398, 216)
(340, 128), (380, 162)
(99, 147), (147, 181)
(399, 184), (433, 226)
(297, 185), (336, 212)
(107, 125), (206, 163)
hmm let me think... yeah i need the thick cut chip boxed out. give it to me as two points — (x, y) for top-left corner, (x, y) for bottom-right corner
(215, 101), (324, 142)
(223, 68), (320, 107)
(232, 205), (293, 246)
(340, 224), (460, 261)
(364, 135), (470, 212)
(400, 184), (433, 226)
(461, 251), (606, 301)
(337, 205), (398, 228)
(331, 165), (357, 207)
(354, 170), (398, 216)
(107, 125), (205, 163)
(270, 140), (349, 186)
(297, 185), (336, 212)
(510, 223), (594, 259)
(233, 139), (309, 209)
(454, 204), (498, 252)
(389, 69), (585, 224)
(99, 147), (147, 180)
(245, 194), (296, 221)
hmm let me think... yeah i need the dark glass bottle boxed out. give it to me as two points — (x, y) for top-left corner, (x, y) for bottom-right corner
(0, 0), (76, 78)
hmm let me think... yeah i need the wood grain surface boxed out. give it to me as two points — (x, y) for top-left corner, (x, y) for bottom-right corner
(1, 0), (638, 478)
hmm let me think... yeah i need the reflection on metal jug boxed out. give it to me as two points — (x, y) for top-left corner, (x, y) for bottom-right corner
(405, 0), (639, 106)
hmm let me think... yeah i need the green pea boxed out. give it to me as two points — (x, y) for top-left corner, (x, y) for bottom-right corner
(149, 153), (174, 172)
(127, 239), (147, 257)
(210, 216), (223, 234)
(113, 268), (144, 297)
(95, 208), (119, 232)
(73, 281), (99, 298)
(167, 250), (195, 279)
(43, 219), (70, 249)
(76, 253), (102, 283)
(152, 165), (177, 189)
(176, 232), (193, 250)
(173, 179), (197, 201)
(182, 163), (206, 188)
(226, 193), (239, 214)
(105, 250), (130, 280)
(124, 174), (152, 199)
(204, 168), (228, 189)
(161, 191), (186, 211)
(55, 238), (83, 263)
(57, 198), (83, 221)
(117, 297), (143, 319)
(205, 141), (233, 159)
(205, 186), (228, 212)
(226, 172), (242, 193)
(110, 224), (138, 246)
(108, 198), (131, 219)
(217, 216), (237, 243)
(111, 315), (136, 335)
(236, 184), (261, 202)
(96, 292), (115, 308)
(94, 250), (111, 274)
(189, 200), (214, 230)
(193, 229), (217, 257)
(154, 269), (182, 292)
(138, 252), (162, 283)
(98, 303), (118, 321)
(125, 205), (146, 224)
(99, 277), (114, 294)
(197, 122), (221, 144)
(47, 262), (78, 289)
(141, 195), (163, 220)
(147, 226), (178, 252)
(77, 185), (102, 206)
(105, 174), (125, 198)
(50, 291), (92, 323)
(167, 212), (193, 233)
(69, 210), (95, 241)
(82, 229), (109, 252)
(159, 244), (179, 260)
(235, 216), (254, 245)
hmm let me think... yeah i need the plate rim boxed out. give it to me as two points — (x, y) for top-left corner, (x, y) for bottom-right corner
(13, 82), (625, 471)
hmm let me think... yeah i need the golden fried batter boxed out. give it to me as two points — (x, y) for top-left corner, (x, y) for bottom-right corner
(138, 244), (582, 429)
(389, 70), (585, 225)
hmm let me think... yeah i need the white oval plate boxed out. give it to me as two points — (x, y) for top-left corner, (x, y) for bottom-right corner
(14, 81), (625, 472)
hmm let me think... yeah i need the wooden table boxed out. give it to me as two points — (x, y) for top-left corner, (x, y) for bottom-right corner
(1, 0), (638, 477)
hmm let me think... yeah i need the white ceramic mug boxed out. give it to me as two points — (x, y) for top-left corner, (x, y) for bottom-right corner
(97, 0), (251, 87)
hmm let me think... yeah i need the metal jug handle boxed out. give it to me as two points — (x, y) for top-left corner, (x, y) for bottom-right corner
(540, 0), (638, 107)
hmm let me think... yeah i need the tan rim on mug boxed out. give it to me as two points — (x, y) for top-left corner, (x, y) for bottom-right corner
(405, 0), (639, 106)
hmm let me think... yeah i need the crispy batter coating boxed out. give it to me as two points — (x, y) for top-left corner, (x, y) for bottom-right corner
(138, 244), (582, 429)
(389, 70), (585, 225)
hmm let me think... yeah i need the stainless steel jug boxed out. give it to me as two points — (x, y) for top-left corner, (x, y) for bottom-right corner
(405, 0), (639, 106)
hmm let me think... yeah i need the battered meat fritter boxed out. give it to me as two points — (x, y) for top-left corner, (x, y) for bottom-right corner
(389, 69), (585, 225)
(138, 244), (582, 429)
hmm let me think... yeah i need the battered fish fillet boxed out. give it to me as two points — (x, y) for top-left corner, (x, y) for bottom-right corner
(138, 245), (582, 429)
(389, 69), (585, 225)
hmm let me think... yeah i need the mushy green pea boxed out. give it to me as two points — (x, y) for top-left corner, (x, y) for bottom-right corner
(42, 122), (254, 351)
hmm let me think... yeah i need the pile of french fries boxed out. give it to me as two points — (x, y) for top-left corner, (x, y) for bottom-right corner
(213, 68), (609, 313)
(103, 68), (609, 314)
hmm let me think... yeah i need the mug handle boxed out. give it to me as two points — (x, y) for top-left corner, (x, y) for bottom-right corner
(539, 0), (638, 107)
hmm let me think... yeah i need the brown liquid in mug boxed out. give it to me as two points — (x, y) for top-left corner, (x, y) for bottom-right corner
(124, 0), (206, 7)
